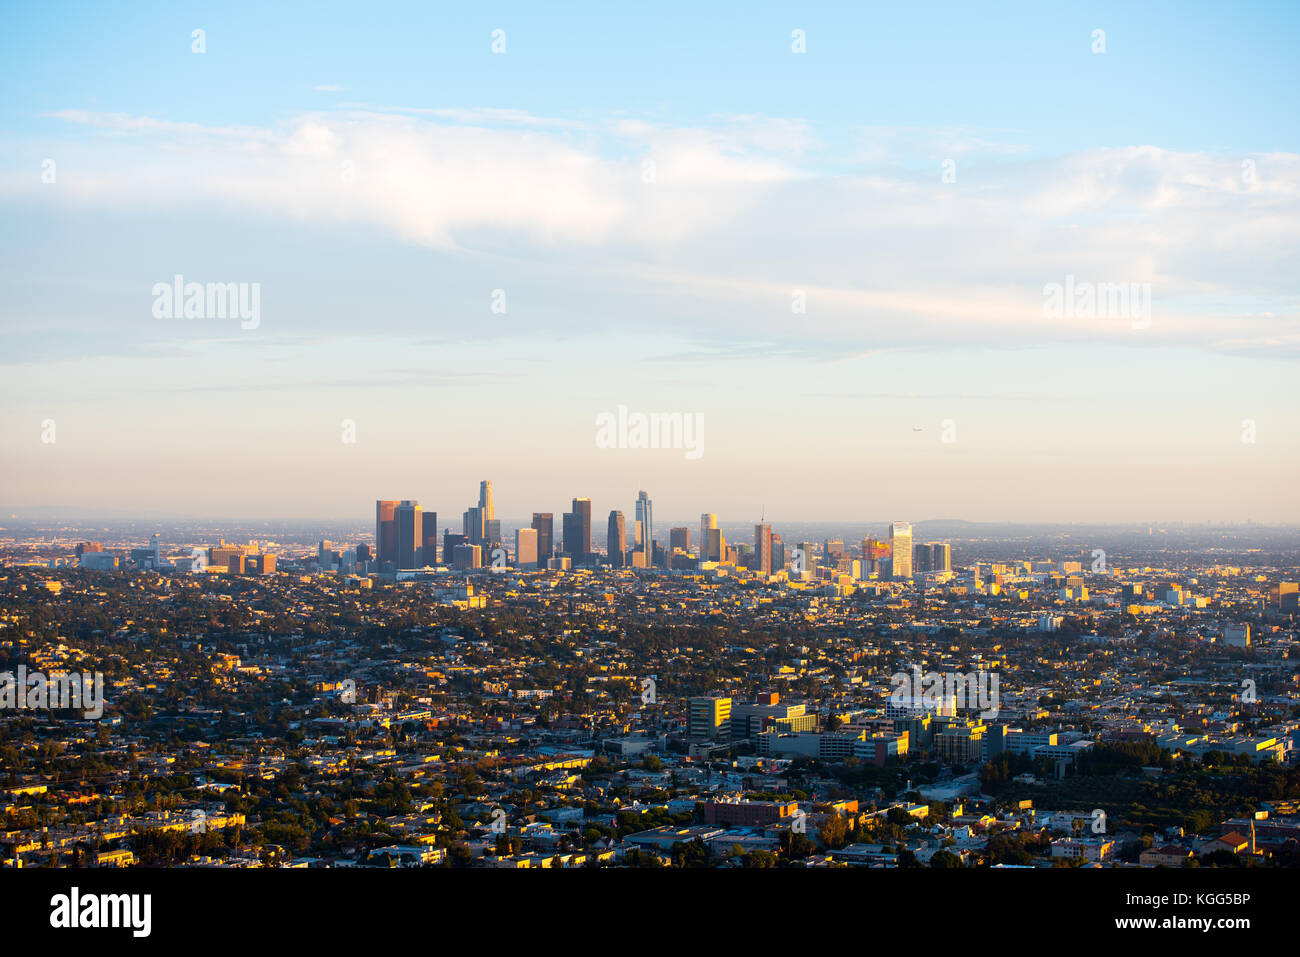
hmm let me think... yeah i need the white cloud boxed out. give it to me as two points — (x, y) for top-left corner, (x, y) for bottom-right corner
(5, 108), (1298, 358)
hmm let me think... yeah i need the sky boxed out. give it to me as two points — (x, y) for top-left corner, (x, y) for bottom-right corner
(1, 0), (1297, 525)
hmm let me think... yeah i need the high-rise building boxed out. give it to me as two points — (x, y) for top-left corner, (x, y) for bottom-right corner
(564, 497), (592, 558)
(705, 527), (726, 563)
(452, 543), (481, 570)
(421, 513), (439, 565)
(862, 536), (889, 576)
(479, 480), (494, 520)
(914, 542), (933, 573)
(443, 531), (467, 561)
(794, 541), (815, 575)
(531, 513), (554, 565)
(562, 512), (579, 557)
(635, 490), (653, 553)
(754, 523), (773, 576)
(670, 527), (690, 552)
(930, 542), (952, 573)
(375, 500), (400, 565)
(607, 511), (626, 567)
(890, 522), (913, 579)
(689, 696), (732, 740)
(463, 506), (485, 545)
(700, 513), (718, 560)
(515, 527), (538, 568)
(395, 500), (422, 569)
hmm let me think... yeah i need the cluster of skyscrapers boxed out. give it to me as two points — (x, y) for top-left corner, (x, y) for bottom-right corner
(373, 484), (948, 578)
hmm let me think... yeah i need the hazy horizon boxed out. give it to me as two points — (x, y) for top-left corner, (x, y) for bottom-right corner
(6, 506), (1300, 530)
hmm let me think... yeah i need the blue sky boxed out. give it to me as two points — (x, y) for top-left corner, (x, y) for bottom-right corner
(1, 1), (1298, 523)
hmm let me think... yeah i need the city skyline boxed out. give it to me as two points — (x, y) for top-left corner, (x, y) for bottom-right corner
(2, 0), (1296, 922)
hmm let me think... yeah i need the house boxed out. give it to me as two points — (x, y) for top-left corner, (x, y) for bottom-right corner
(1139, 844), (1193, 867)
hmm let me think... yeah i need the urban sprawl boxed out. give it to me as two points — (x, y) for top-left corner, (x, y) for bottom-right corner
(2, 482), (1299, 869)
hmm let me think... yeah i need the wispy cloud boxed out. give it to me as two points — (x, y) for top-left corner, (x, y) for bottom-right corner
(6, 107), (1298, 360)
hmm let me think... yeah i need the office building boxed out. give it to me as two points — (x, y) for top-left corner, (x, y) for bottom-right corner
(630, 532), (650, 568)
(515, 527), (538, 568)
(463, 506), (485, 546)
(794, 541), (815, 576)
(914, 542), (933, 573)
(936, 722), (987, 764)
(421, 513), (439, 565)
(771, 536), (786, 571)
(564, 497), (592, 558)
(754, 523), (773, 576)
(443, 532), (467, 562)
(452, 543), (482, 570)
(688, 696), (732, 740)
(890, 522), (913, 579)
(531, 513), (554, 565)
(863, 537), (889, 576)
(635, 490), (653, 553)
(395, 500), (422, 569)
(701, 800), (798, 827)
(930, 542), (952, 573)
(375, 500), (400, 566)
(607, 511), (626, 567)
(669, 527), (690, 553)
(731, 693), (814, 739)
(700, 513), (718, 560)
(705, 527), (726, 563)
(210, 541), (247, 570)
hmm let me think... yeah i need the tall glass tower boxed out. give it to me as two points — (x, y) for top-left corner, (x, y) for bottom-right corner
(635, 490), (653, 552)
(889, 522), (913, 579)
(700, 512), (718, 560)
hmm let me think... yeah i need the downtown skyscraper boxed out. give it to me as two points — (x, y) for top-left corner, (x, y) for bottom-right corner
(375, 500), (399, 566)
(531, 513), (553, 566)
(754, 523), (773, 576)
(463, 479), (499, 548)
(635, 490), (654, 554)
(563, 497), (592, 559)
(394, 500), (422, 569)
(607, 511), (626, 568)
(890, 522), (913, 579)
(421, 511), (439, 565)
(700, 512), (717, 560)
